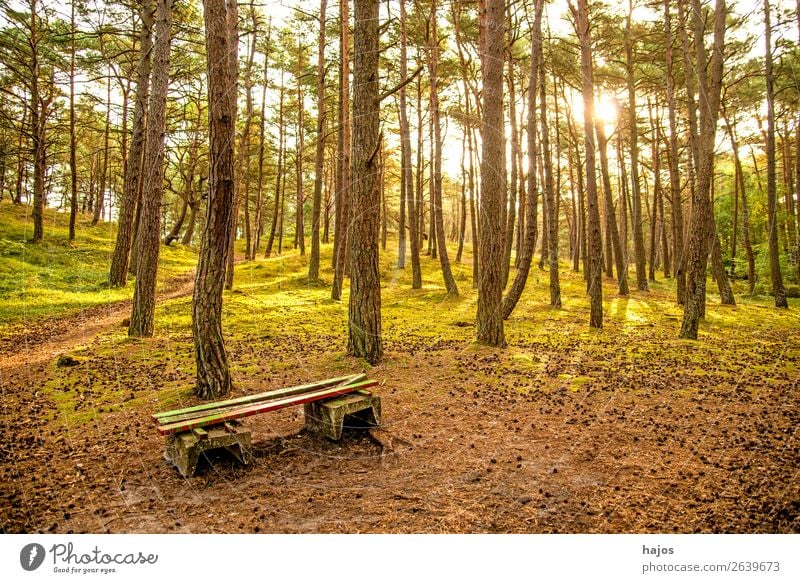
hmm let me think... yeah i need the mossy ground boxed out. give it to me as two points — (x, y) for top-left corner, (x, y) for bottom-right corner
(2, 199), (799, 533)
(0, 201), (196, 329)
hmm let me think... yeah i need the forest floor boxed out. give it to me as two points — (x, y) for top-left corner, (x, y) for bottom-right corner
(1, 207), (799, 533)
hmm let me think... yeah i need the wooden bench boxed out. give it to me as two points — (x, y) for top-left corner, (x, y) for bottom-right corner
(153, 374), (381, 477)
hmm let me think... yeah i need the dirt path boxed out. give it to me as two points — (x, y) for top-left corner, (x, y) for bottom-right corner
(0, 272), (195, 374)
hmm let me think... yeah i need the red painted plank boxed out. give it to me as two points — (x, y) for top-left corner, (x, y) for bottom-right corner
(156, 379), (379, 436)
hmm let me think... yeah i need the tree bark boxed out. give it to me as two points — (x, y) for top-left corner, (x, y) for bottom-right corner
(679, 0), (728, 338)
(309, 0), (328, 280)
(129, 0), (172, 337)
(625, 3), (647, 291)
(573, 0), (603, 328)
(110, 0), (154, 286)
(764, 0), (789, 308)
(332, 0), (351, 299)
(347, 0), (383, 363)
(193, 0), (238, 399)
(476, 0), (507, 346)
(426, 0), (458, 296)
(501, 0), (544, 320)
(664, 0), (686, 304)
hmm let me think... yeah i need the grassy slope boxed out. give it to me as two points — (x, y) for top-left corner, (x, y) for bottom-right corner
(40, 223), (799, 426)
(0, 201), (197, 329)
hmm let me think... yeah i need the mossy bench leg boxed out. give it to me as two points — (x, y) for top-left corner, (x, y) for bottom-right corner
(304, 390), (382, 441)
(164, 422), (252, 477)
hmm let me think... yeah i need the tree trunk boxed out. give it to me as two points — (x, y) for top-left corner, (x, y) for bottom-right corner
(68, 1), (78, 241)
(29, 0), (46, 243)
(347, 0), (383, 363)
(92, 73), (112, 226)
(193, 0), (238, 399)
(625, 3), (647, 291)
(679, 0), (729, 338)
(294, 42), (306, 256)
(308, 0), (327, 280)
(574, 0), (603, 328)
(764, 0), (788, 308)
(265, 73), (285, 258)
(501, 0), (543, 318)
(477, 0), (507, 346)
(129, 0), (172, 337)
(332, 0), (351, 299)
(664, 0), (686, 303)
(110, 1), (154, 286)
(540, 52), (560, 307)
(595, 112), (628, 295)
(399, 0), (421, 287)
(426, 0), (458, 296)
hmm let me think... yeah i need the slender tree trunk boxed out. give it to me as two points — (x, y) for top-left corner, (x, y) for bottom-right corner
(574, 0), (603, 328)
(294, 44), (306, 256)
(92, 72), (112, 226)
(625, 4), (647, 291)
(426, 0), (458, 295)
(680, 0), (729, 338)
(332, 0), (351, 299)
(308, 0), (327, 279)
(764, 0), (788, 308)
(266, 73), (285, 257)
(596, 114), (628, 295)
(665, 0), (686, 303)
(129, 0), (172, 337)
(29, 0), (46, 243)
(68, 1), (78, 241)
(110, 1), (153, 286)
(347, 0), (383, 363)
(501, 0), (543, 319)
(540, 53), (560, 307)
(399, 0), (421, 287)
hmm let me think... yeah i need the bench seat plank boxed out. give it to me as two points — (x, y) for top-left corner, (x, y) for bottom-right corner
(152, 373), (366, 425)
(156, 379), (378, 436)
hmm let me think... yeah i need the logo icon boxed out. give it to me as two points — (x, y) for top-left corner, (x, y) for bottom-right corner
(20, 543), (46, 571)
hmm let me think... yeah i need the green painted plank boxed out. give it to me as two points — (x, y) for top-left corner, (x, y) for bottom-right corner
(153, 373), (365, 423)
(156, 379), (379, 436)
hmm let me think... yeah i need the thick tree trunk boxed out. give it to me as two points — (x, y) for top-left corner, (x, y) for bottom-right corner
(476, 0), (507, 346)
(110, 1), (153, 286)
(129, 0), (172, 337)
(347, 0), (383, 363)
(193, 0), (238, 399)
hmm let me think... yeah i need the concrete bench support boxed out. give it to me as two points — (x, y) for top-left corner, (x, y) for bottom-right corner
(304, 390), (382, 440)
(165, 421), (252, 478)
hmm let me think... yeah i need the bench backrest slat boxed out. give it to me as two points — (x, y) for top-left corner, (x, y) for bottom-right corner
(156, 379), (378, 436)
(153, 373), (366, 424)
